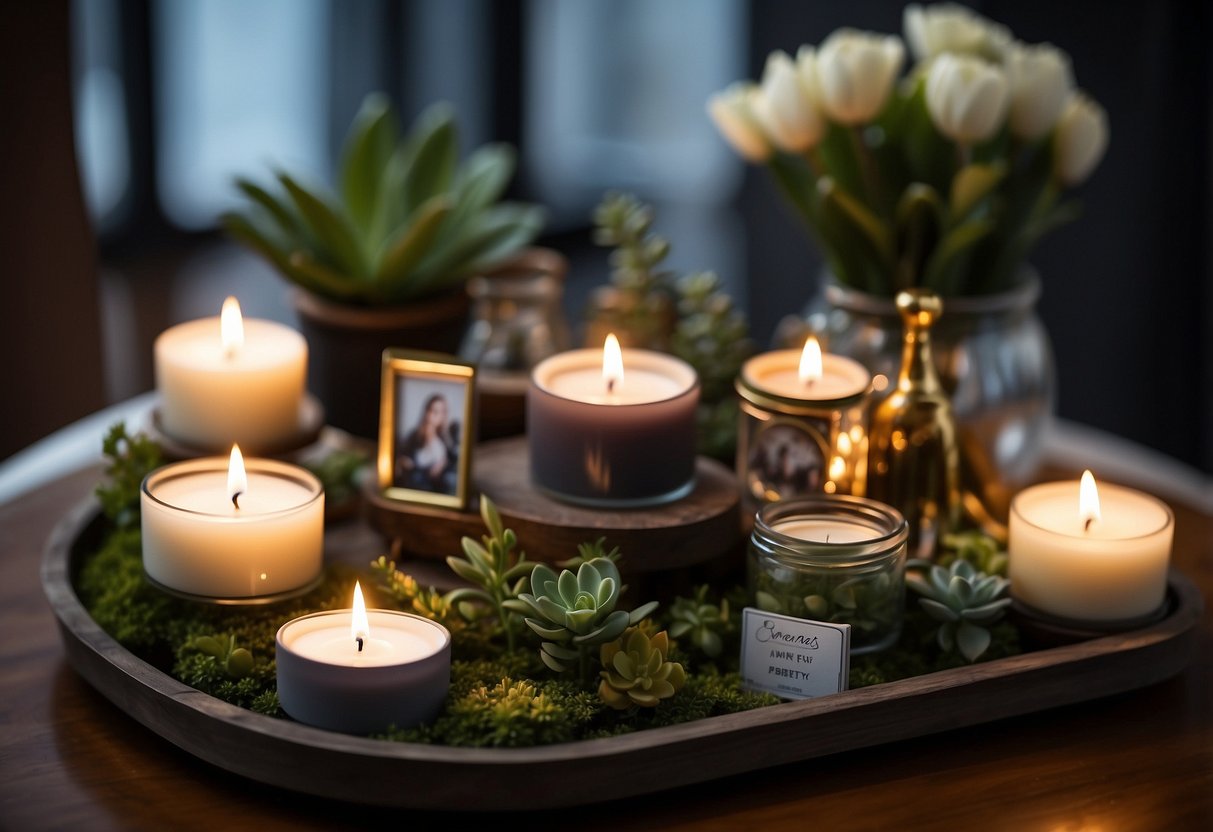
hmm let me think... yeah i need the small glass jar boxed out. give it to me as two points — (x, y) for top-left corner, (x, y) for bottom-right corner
(748, 495), (909, 655)
(458, 259), (572, 439)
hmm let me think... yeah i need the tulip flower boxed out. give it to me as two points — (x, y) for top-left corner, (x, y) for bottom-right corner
(814, 28), (905, 125)
(1006, 42), (1074, 140)
(752, 49), (825, 153)
(1052, 91), (1108, 185)
(925, 54), (1010, 145)
(904, 2), (1011, 63)
(707, 83), (772, 163)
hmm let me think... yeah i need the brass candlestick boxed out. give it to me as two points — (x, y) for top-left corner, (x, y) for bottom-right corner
(866, 289), (960, 559)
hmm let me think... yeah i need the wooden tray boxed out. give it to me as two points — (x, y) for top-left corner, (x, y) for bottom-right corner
(41, 497), (1203, 812)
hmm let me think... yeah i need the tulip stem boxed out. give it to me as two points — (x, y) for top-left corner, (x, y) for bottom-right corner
(849, 127), (885, 215)
(956, 141), (973, 170)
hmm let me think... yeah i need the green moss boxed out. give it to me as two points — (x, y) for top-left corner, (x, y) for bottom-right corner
(77, 467), (1019, 746)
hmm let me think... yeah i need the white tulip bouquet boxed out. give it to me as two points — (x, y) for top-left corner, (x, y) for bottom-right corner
(708, 2), (1109, 297)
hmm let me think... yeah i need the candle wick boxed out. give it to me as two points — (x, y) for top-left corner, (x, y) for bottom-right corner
(231, 491), (242, 510)
(1084, 516), (1093, 532)
(825, 534), (830, 543)
(607, 378), (615, 395)
(356, 636), (364, 653)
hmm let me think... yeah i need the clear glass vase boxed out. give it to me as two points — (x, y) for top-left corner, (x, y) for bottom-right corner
(776, 272), (1055, 533)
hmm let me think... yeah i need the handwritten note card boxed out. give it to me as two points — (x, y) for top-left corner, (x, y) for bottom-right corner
(740, 608), (850, 700)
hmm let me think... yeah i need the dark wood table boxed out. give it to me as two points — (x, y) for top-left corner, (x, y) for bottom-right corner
(3, 438), (1211, 830)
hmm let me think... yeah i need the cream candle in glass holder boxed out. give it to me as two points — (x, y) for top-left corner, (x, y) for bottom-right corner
(527, 334), (700, 507)
(748, 495), (909, 655)
(140, 445), (324, 602)
(1008, 470), (1174, 624)
(155, 296), (308, 452)
(736, 336), (871, 503)
(276, 582), (452, 734)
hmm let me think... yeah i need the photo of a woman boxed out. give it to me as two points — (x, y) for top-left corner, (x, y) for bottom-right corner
(395, 391), (461, 495)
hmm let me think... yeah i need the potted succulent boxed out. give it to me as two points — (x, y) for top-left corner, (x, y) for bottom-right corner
(222, 93), (548, 439)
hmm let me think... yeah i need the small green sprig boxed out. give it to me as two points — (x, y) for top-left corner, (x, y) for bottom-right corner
(304, 448), (368, 506)
(185, 634), (254, 678)
(937, 530), (1009, 576)
(444, 496), (535, 652)
(557, 536), (622, 569)
(369, 555), (467, 633)
(591, 192), (755, 460)
(668, 585), (736, 659)
(95, 422), (163, 529)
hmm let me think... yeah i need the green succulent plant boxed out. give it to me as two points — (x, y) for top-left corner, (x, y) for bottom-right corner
(222, 94), (545, 306)
(185, 634), (254, 679)
(668, 585), (734, 659)
(504, 557), (658, 680)
(599, 627), (687, 710)
(444, 496), (535, 652)
(937, 530), (1009, 577)
(906, 558), (1012, 662)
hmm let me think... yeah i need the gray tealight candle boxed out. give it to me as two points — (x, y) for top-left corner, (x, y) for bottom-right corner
(527, 336), (700, 507)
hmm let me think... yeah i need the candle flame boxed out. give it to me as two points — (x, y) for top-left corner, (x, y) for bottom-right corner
(227, 444), (248, 508)
(221, 296), (244, 359)
(602, 333), (624, 394)
(798, 336), (823, 386)
(1079, 469), (1101, 531)
(351, 581), (370, 647)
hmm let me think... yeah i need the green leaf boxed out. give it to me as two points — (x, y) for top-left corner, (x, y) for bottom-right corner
(220, 211), (294, 276)
(524, 619), (568, 641)
(894, 183), (943, 291)
(445, 556), (486, 586)
(539, 650), (568, 673)
(278, 172), (368, 279)
(923, 217), (996, 296)
(286, 252), (367, 301)
(401, 102), (458, 222)
(628, 601), (659, 624)
(234, 178), (306, 241)
(919, 598), (960, 622)
(379, 206), (456, 292)
(950, 162), (1006, 221)
(339, 93), (400, 245)
(956, 621), (992, 662)
(540, 642), (580, 662)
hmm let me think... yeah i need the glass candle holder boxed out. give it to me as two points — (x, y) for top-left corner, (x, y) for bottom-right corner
(735, 347), (871, 505)
(748, 495), (908, 655)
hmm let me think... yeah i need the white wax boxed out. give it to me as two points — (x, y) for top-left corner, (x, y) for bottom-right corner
(742, 349), (870, 402)
(141, 457), (324, 599)
(282, 611), (447, 668)
(773, 518), (877, 544)
(149, 470), (314, 515)
(1008, 480), (1174, 621)
(155, 316), (307, 451)
(533, 348), (696, 405)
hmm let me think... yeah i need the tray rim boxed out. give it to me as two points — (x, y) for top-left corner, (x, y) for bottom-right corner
(41, 495), (1204, 811)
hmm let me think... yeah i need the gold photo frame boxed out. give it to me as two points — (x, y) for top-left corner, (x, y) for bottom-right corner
(378, 349), (476, 509)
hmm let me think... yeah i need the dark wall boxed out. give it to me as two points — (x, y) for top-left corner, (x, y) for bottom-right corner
(742, 0), (1212, 474)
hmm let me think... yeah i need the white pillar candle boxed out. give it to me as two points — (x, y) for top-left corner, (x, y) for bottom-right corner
(527, 334), (700, 507)
(276, 583), (451, 734)
(155, 297), (308, 453)
(1008, 471), (1174, 622)
(141, 449), (324, 601)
